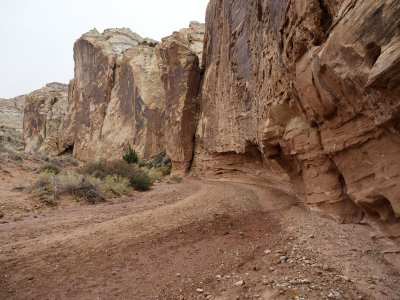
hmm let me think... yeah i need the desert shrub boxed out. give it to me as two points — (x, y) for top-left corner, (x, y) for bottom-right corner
(123, 148), (138, 165)
(157, 165), (171, 176)
(170, 175), (182, 183)
(130, 170), (152, 191)
(40, 164), (60, 175)
(7, 136), (11, 142)
(29, 173), (57, 205)
(29, 172), (106, 205)
(56, 173), (105, 204)
(81, 160), (137, 179)
(102, 175), (133, 197)
(80, 161), (107, 178)
(0, 136), (3, 141)
(147, 169), (163, 182)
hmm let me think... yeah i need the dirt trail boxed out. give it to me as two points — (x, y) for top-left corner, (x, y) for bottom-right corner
(0, 179), (399, 299)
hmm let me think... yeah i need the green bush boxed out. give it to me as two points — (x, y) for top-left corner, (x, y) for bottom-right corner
(7, 136), (11, 142)
(40, 164), (60, 175)
(130, 170), (152, 191)
(123, 148), (139, 165)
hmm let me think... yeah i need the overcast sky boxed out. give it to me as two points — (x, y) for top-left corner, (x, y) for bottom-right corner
(0, 0), (209, 99)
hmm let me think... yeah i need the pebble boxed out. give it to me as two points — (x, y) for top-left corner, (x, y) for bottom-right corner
(342, 276), (350, 282)
(234, 280), (244, 286)
(308, 234), (315, 239)
(196, 288), (204, 293)
(264, 250), (271, 255)
(323, 264), (330, 271)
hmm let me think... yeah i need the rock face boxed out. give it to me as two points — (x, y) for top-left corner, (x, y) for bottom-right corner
(23, 83), (69, 154)
(160, 22), (204, 174)
(0, 95), (25, 141)
(63, 28), (165, 162)
(192, 0), (400, 229)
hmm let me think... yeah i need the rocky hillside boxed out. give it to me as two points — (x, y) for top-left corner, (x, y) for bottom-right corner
(19, 1), (400, 248)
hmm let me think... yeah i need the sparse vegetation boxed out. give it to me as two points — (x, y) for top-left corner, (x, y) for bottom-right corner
(28, 172), (111, 205)
(7, 136), (11, 142)
(170, 175), (182, 183)
(81, 160), (137, 179)
(39, 164), (60, 175)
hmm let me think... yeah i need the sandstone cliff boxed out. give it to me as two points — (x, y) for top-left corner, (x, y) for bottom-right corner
(63, 28), (165, 162)
(23, 83), (69, 154)
(192, 0), (400, 235)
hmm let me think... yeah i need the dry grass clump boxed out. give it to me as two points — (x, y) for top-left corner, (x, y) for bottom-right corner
(28, 171), (134, 205)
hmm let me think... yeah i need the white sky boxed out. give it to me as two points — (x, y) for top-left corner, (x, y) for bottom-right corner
(0, 0), (209, 98)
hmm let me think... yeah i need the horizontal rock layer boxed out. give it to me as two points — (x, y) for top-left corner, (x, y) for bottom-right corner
(192, 0), (400, 232)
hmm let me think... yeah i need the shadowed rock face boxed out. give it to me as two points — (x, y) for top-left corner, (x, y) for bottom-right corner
(23, 83), (69, 154)
(192, 0), (400, 228)
(63, 28), (165, 162)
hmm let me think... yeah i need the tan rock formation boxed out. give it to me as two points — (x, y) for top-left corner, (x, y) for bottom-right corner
(0, 95), (25, 141)
(160, 23), (204, 174)
(64, 28), (165, 162)
(193, 0), (400, 228)
(23, 83), (69, 154)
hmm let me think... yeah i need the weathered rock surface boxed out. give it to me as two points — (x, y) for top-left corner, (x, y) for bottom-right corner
(160, 22), (204, 174)
(23, 83), (69, 154)
(63, 28), (165, 162)
(192, 0), (400, 230)
(0, 95), (26, 141)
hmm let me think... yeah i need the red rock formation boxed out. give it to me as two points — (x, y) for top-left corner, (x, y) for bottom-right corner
(193, 0), (400, 230)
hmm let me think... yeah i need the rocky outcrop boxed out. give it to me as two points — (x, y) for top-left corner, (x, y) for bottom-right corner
(0, 95), (25, 142)
(192, 0), (400, 229)
(160, 22), (204, 174)
(23, 83), (69, 154)
(63, 28), (165, 162)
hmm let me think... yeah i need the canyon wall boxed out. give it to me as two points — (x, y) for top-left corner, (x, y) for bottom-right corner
(18, 1), (400, 236)
(192, 0), (400, 231)
(23, 83), (69, 154)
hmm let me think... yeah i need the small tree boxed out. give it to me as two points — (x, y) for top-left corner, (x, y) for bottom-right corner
(123, 148), (138, 165)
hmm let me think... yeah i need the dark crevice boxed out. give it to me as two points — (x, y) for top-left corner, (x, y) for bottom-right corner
(365, 42), (381, 68)
(318, 0), (333, 34)
(59, 143), (74, 156)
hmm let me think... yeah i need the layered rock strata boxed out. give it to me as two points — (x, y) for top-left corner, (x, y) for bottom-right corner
(192, 0), (400, 231)
(23, 83), (69, 154)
